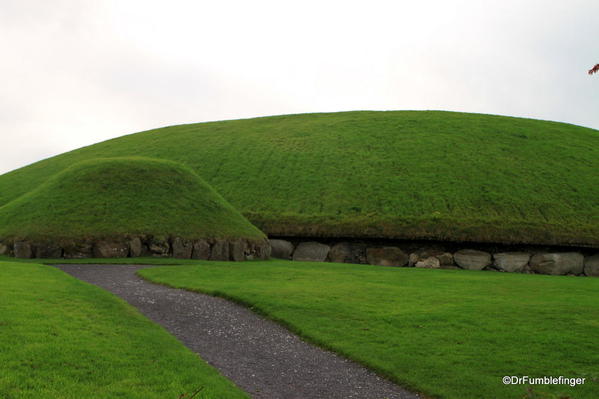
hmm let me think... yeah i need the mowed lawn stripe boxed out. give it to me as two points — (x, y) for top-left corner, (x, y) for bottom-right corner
(140, 261), (599, 399)
(0, 261), (248, 399)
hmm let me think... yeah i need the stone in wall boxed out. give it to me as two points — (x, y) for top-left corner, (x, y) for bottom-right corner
(293, 242), (330, 262)
(437, 252), (454, 267)
(191, 239), (211, 260)
(246, 239), (271, 260)
(269, 239), (294, 260)
(93, 240), (129, 258)
(366, 247), (408, 267)
(0, 241), (9, 256)
(148, 236), (170, 257)
(454, 249), (491, 270)
(409, 248), (453, 268)
(329, 242), (353, 263)
(493, 252), (530, 273)
(14, 241), (33, 258)
(584, 255), (599, 277)
(129, 237), (143, 257)
(172, 237), (193, 259)
(35, 242), (63, 258)
(229, 240), (247, 262)
(63, 241), (93, 258)
(210, 239), (230, 261)
(415, 256), (441, 268)
(530, 252), (584, 275)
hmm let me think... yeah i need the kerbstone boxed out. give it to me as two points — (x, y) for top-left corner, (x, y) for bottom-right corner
(530, 252), (584, 275)
(293, 242), (330, 262)
(493, 252), (530, 273)
(454, 249), (491, 270)
(269, 239), (295, 260)
(366, 247), (408, 267)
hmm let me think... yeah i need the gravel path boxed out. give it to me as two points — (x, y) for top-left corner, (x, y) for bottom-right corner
(56, 264), (419, 399)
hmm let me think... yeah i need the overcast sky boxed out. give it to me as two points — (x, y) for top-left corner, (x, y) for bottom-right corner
(1, 0), (598, 175)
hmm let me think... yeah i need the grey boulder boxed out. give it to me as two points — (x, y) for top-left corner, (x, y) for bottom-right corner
(530, 252), (584, 275)
(63, 241), (93, 258)
(493, 252), (530, 273)
(35, 242), (63, 258)
(93, 240), (129, 258)
(191, 240), (211, 260)
(293, 242), (330, 262)
(229, 240), (247, 262)
(172, 237), (193, 259)
(454, 249), (491, 270)
(14, 241), (33, 258)
(129, 237), (143, 257)
(584, 254), (599, 277)
(415, 256), (440, 269)
(269, 239), (294, 260)
(366, 247), (408, 267)
(210, 239), (230, 261)
(329, 242), (353, 263)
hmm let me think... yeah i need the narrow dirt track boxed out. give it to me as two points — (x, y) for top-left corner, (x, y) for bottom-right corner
(56, 264), (419, 399)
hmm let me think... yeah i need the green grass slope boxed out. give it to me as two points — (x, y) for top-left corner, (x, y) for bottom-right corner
(141, 261), (599, 399)
(1, 111), (597, 245)
(0, 157), (265, 242)
(0, 261), (248, 398)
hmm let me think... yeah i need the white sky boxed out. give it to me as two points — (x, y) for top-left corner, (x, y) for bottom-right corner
(1, 0), (598, 175)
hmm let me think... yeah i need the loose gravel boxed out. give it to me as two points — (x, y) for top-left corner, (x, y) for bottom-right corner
(56, 264), (419, 399)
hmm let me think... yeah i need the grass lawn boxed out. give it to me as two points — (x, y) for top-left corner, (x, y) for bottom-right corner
(140, 260), (599, 399)
(0, 260), (248, 399)
(0, 111), (598, 245)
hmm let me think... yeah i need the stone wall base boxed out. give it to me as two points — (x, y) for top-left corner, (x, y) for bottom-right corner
(0, 236), (271, 262)
(269, 237), (599, 277)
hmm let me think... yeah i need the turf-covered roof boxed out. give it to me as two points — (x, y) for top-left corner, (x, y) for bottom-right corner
(0, 157), (265, 241)
(0, 111), (597, 246)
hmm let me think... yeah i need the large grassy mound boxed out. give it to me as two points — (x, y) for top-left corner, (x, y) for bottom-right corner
(0, 111), (597, 245)
(0, 157), (265, 242)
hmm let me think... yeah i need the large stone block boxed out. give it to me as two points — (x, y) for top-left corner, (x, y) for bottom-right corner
(148, 236), (170, 257)
(584, 254), (599, 277)
(35, 242), (63, 258)
(14, 241), (33, 258)
(246, 239), (271, 260)
(530, 252), (584, 275)
(210, 239), (230, 261)
(0, 242), (9, 256)
(293, 242), (330, 262)
(366, 247), (408, 267)
(454, 249), (491, 270)
(269, 239), (294, 260)
(229, 240), (247, 262)
(129, 237), (143, 257)
(493, 252), (530, 273)
(172, 237), (193, 259)
(93, 240), (129, 258)
(415, 256), (440, 269)
(63, 241), (93, 258)
(191, 240), (211, 260)
(329, 242), (353, 263)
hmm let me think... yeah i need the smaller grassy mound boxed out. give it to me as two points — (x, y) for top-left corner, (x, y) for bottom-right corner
(140, 261), (599, 399)
(0, 157), (265, 243)
(0, 261), (248, 399)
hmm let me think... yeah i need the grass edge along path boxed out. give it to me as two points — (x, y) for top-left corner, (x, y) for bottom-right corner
(0, 260), (249, 399)
(139, 260), (599, 399)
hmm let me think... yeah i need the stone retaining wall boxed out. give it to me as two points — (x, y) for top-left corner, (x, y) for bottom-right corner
(270, 239), (599, 277)
(0, 236), (271, 261)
